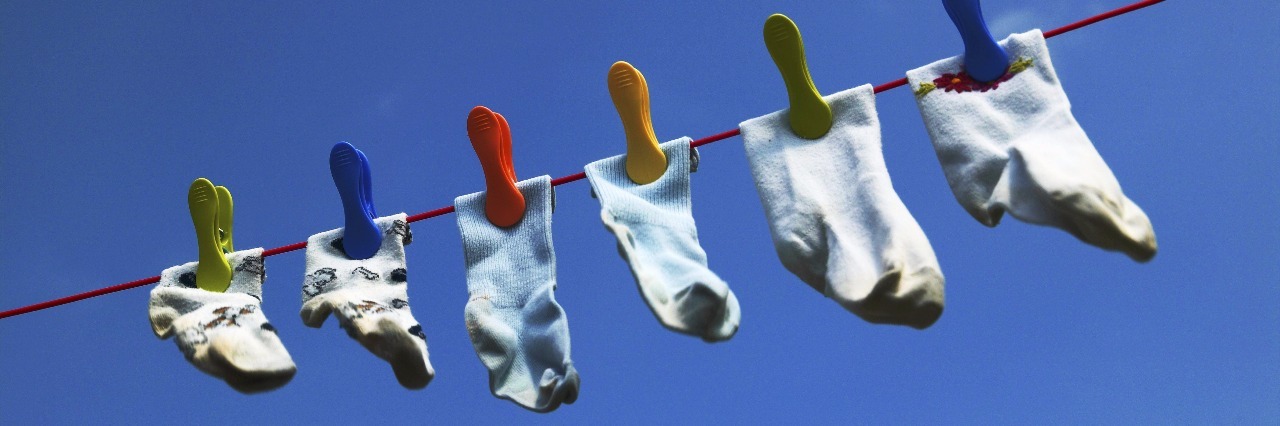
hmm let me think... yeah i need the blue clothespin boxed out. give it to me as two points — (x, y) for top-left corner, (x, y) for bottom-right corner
(942, 0), (1010, 83)
(330, 142), (383, 260)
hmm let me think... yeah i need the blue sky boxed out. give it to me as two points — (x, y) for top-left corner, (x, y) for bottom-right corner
(2, 1), (1277, 423)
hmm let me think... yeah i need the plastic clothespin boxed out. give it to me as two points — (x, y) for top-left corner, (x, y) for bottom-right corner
(942, 0), (1010, 83)
(763, 14), (832, 140)
(330, 142), (384, 260)
(467, 106), (526, 228)
(188, 178), (232, 292)
(608, 61), (667, 185)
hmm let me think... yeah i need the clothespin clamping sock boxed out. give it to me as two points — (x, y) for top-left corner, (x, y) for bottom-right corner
(330, 142), (384, 260)
(763, 14), (832, 139)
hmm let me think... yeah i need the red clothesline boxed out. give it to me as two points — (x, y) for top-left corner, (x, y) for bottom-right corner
(0, 0), (1167, 321)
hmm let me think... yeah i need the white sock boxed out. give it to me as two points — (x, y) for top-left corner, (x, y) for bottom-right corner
(455, 175), (580, 413)
(300, 213), (434, 389)
(149, 248), (296, 393)
(740, 84), (945, 329)
(585, 137), (740, 341)
(907, 29), (1156, 262)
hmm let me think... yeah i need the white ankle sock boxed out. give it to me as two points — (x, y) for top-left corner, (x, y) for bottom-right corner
(585, 137), (740, 341)
(149, 248), (296, 393)
(300, 213), (434, 389)
(455, 175), (580, 413)
(907, 29), (1156, 261)
(740, 84), (945, 329)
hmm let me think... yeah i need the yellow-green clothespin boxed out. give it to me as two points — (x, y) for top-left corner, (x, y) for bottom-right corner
(763, 14), (832, 139)
(188, 178), (232, 292)
(608, 61), (667, 185)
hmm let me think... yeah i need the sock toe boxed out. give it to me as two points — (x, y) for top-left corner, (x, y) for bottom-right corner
(842, 264), (945, 329)
(531, 365), (579, 413)
(671, 280), (739, 342)
(372, 317), (434, 389)
(207, 335), (296, 393)
(1046, 188), (1158, 262)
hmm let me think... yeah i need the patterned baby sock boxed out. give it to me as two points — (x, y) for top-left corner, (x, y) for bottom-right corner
(455, 175), (579, 413)
(584, 137), (740, 341)
(907, 29), (1156, 261)
(300, 213), (434, 389)
(739, 84), (945, 329)
(149, 248), (296, 393)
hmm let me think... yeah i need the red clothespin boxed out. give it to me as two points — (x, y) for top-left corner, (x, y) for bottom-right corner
(467, 106), (525, 227)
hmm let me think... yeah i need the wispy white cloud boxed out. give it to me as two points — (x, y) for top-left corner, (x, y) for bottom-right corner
(989, 8), (1037, 38)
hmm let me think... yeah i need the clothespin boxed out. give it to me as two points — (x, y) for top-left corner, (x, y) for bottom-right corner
(467, 106), (526, 227)
(330, 142), (384, 260)
(763, 14), (832, 140)
(608, 61), (667, 185)
(942, 0), (1010, 83)
(188, 178), (233, 292)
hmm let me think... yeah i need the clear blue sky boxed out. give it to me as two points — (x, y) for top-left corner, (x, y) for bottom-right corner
(2, 1), (1277, 423)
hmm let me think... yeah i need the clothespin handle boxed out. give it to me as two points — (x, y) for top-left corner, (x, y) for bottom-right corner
(468, 106), (526, 227)
(608, 61), (667, 184)
(942, 0), (1010, 83)
(763, 14), (832, 140)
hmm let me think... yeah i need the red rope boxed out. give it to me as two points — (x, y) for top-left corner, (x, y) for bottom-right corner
(0, 0), (1167, 321)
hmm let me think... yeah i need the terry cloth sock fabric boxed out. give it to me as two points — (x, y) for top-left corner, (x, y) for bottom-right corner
(300, 213), (434, 390)
(149, 248), (296, 393)
(739, 84), (945, 329)
(455, 175), (579, 413)
(584, 137), (740, 342)
(907, 29), (1156, 262)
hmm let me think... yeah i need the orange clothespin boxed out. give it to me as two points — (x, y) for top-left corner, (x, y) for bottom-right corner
(608, 61), (666, 185)
(467, 106), (526, 227)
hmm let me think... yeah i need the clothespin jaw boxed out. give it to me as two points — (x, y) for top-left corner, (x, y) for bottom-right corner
(330, 142), (384, 260)
(942, 0), (1010, 83)
(188, 178), (232, 292)
(467, 106), (526, 228)
(356, 148), (376, 218)
(214, 185), (233, 253)
(763, 14), (832, 140)
(608, 61), (667, 185)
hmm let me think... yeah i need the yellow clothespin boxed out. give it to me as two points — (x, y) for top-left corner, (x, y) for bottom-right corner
(763, 14), (832, 139)
(608, 61), (667, 185)
(188, 178), (233, 292)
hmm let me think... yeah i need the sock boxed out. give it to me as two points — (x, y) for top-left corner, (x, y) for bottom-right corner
(907, 29), (1157, 262)
(148, 248), (296, 393)
(584, 137), (740, 341)
(300, 213), (434, 389)
(455, 175), (579, 413)
(739, 84), (945, 329)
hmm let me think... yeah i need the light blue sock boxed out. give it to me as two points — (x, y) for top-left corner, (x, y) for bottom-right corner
(455, 175), (579, 413)
(584, 137), (740, 342)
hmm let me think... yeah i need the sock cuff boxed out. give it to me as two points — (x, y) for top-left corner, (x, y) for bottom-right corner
(302, 213), (411, 305)
(739, 84), (878, 145)
(455, 175), (557, 307)
(907, 29), (1067, 109)
(151, 249), (266, 339)
(739, 84), (886, 181)
(157, 247), (267, 300)
(584, 137), (695, 222)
